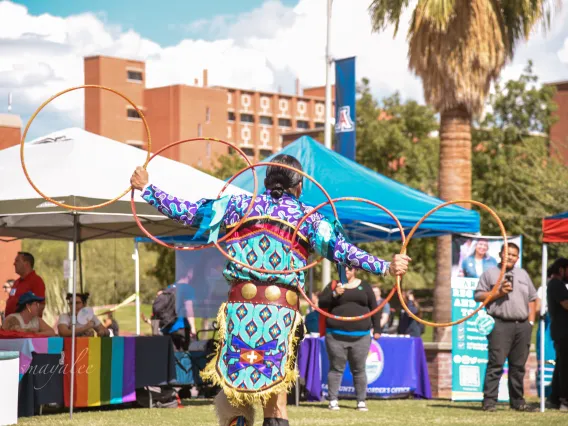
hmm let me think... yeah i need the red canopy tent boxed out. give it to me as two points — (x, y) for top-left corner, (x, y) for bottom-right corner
(543, 211), (568, 243)
(538, 211), (568, 412)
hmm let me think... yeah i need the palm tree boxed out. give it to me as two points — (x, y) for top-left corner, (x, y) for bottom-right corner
(369, 0), (557, 342)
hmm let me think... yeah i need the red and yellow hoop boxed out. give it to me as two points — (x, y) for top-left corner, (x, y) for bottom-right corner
(20, 85), (152, 211)
(130, 137), (258, 251)
(289, 197), (405, 321)
(397, 200), (508, 327)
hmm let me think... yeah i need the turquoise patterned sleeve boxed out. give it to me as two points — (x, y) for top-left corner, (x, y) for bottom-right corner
(141, 184), (210, 227)
(306, 210), (390, 276)
(141, 184), (248, 239)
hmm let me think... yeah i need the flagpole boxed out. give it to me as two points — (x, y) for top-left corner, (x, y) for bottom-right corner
(322, 0), (333, 290)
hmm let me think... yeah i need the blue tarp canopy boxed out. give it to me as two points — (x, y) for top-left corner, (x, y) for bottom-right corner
(231, 136), (479, 242)
(136, 136), (479, 244)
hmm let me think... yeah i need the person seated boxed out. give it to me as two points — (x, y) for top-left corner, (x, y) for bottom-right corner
(1, 291), (55, 336)
(58, 293), (109, 337)
(304, 291), (321, 335)
(103, 312), (119, 337)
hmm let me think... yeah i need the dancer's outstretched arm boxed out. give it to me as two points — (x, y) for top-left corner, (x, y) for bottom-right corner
(305, 209), (410, 277)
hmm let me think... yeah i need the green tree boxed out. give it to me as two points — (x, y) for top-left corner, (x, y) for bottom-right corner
(369, 0), (556, 340)
(472, 63), (568, 280)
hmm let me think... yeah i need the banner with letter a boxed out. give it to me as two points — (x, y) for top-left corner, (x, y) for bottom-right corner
(334, 57), (356, 160)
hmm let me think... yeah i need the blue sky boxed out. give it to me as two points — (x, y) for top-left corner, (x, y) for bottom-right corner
(2, 0), (568, 140)
(14, 0), (299, 46)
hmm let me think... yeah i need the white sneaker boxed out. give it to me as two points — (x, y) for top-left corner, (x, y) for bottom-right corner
(560, 404), (568, 412)
(328, 400), (340, 411)
(357, 401), (368, 411)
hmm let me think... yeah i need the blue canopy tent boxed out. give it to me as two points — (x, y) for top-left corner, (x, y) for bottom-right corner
(229, 136), (480, 242)
(136, 135), (480, 243)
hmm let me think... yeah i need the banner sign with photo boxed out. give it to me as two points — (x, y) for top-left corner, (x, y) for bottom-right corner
(450, 235), (523, 402)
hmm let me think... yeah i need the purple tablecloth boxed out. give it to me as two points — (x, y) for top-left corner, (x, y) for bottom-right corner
(298, 336), (322, 401)
(298, 335), (432, 401)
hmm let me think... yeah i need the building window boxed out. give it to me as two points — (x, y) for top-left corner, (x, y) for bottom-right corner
(278, 118), (291, 128)
(260, 149), (273, 159)
(259, 116), (273, 126)
(127, 108), (142, 120)
(296, 120), (310, 129)
(206, 141), (211, 158)
(228, 111), (236, 121)
(197, 123), (202, 137)
(206, 107), (211, 123)
(242, 147), (254, 157)
(127, 70), (143, 82)
(240, 113), (254, 123)
(313, 122), (325, 129)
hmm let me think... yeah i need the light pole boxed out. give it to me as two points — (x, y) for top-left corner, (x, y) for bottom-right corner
(322, 0), (334, 290)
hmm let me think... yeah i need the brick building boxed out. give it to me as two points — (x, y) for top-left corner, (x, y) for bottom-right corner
(0, 114), (22, 292)
(549, 80), (568, 165)
(84, 55), (333, 168)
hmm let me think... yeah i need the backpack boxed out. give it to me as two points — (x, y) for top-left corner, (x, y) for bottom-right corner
(135, 386), (179, 409)
(152, 287), (177, 330)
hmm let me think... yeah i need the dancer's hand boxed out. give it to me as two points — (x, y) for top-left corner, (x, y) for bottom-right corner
(333, 283), (345, 297)
(131, 166), (149, 191)
(389, 254), (411, 276)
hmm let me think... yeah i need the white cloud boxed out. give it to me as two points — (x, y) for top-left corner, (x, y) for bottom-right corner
(1, 0), (568, 140)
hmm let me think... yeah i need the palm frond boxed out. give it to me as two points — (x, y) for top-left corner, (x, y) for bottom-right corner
(409, 0), (506, 115)
(368, 0), (411, 35)
(416, 0), (458, 31)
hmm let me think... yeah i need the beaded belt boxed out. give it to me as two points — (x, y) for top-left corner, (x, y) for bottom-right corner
(228, 281), (300, 311)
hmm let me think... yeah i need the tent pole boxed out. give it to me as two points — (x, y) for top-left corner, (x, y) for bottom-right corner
(539, 243), (548, 413)
(69, 213), (79, 419)
(67, 242), (74, 294)
(309, 265), (314, 303)
(134, 241), (141, 336)
(78, 241), (84, 294)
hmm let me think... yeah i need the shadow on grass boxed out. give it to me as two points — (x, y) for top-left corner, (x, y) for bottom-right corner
(181, 399), (215, 407)
(429, 404), (485, 412)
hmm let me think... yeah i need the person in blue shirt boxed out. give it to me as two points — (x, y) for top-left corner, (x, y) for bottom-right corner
(372, 286), (391, 334)
(461, 239), (497, 278)
(304, 291), (321, 334)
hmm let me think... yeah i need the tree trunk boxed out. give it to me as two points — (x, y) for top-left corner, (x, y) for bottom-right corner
(434, 106), (472, 343)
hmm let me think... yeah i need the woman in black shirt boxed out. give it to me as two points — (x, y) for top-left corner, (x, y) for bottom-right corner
(319, 267), (382, 412)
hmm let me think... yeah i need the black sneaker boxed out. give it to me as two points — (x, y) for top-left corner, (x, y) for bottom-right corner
(546, 400), (560, 410)
(511, 403), (537, 412)
(482, 405), (496, 412)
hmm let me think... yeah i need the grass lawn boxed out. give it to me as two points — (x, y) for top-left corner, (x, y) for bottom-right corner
(18, 399), (567, 425)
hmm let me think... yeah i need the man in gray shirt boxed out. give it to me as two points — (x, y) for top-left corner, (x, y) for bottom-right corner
(474, 242), (537, 412)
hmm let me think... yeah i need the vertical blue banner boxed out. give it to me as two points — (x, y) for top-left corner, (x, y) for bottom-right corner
(334, 57), (356, 160)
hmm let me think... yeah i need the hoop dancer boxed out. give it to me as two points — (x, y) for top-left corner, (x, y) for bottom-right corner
(130, 154), (410, 426)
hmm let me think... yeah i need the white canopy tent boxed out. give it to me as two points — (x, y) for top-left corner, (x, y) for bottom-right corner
(0, 127), (246, 416)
